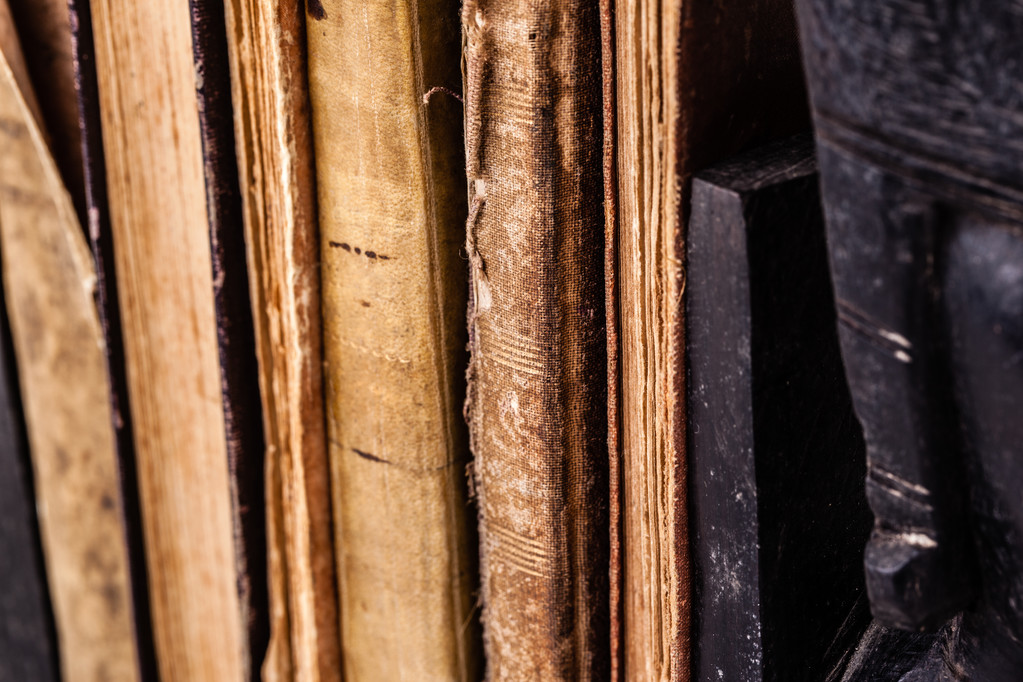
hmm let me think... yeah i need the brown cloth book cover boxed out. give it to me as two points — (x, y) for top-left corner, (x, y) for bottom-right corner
(462, 1), (610, 679)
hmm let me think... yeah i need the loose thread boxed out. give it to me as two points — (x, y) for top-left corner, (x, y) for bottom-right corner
(422, 86), (464, 105)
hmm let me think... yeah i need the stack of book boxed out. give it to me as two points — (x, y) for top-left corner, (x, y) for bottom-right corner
(0, 0), (875, 680)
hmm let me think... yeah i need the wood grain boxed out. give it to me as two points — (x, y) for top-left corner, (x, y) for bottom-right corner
(687, 136), (872, 682)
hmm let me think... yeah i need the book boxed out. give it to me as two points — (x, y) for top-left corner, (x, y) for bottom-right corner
(0, 289), (58, 682)
(604, 0), (808, 678)
(189, 0), (269, 673)
(461, 0), (609, 678)
(0, 80), (59, 677)
(0, 0), (41, 124)
(221, 0), (341, 679)
(3, 0), (85, 222)
(66, 1), (157, 674)
(0, 37), (139, 682)
(306, 1), (480, 679)
(87, 0), (259, 676)
(686, 135), (872, 681)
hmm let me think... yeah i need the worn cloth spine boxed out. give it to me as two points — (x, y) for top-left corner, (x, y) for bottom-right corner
(462, 1), (609, 679)
(307, 1), (480, 679)
(222, 0), (340, 679)
(599, 0), (623, 678)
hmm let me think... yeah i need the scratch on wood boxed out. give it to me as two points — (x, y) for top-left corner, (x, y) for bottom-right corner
(836, 298), (914, 363)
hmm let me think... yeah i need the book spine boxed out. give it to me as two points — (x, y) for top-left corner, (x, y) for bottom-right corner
(66, 1), (158, 677)
(87, 0), (249, 675)
(0, 48), (140, 682)
(462, 1), (609, 679)
(0, 241), (59, 682)
(611, 1), (808, 677)
(188, 2), (268, 679)
(599, 0), (623, 679)
(307, 1), (480, 679)
(221, 0), (340, 679)
(2, 0), (86, 224)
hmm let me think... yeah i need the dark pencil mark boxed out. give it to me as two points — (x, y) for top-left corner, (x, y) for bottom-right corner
(328, 241), (392, 261)
(352, 447), (392, 466)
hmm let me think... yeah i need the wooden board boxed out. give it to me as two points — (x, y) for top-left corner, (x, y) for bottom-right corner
(686, 135), (872, 681)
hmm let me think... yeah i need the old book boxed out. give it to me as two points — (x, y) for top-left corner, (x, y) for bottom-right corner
(66, 1), (156, 674)
(0, 0), (41, 124)
(686, 136), (872, 681)
(88, 0), (255, 677)
(0, 128), (59, 682)
(461, 1), (609, 679)
(0, 38), (139, 682)
(222, 0), (340, 679)
(307, 1), (479, 680)
(605, 0), (807, 678)
(189, 0), (269, 672)
(4, 0), (85, 222)
(0, 286), (58, 682)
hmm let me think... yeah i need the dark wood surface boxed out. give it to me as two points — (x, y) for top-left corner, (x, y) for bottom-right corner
(0, 272), (58, 682)
(797, 1), (1023, 678)
(687, 135), (873, 681)
(840, 621), (938, 682)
